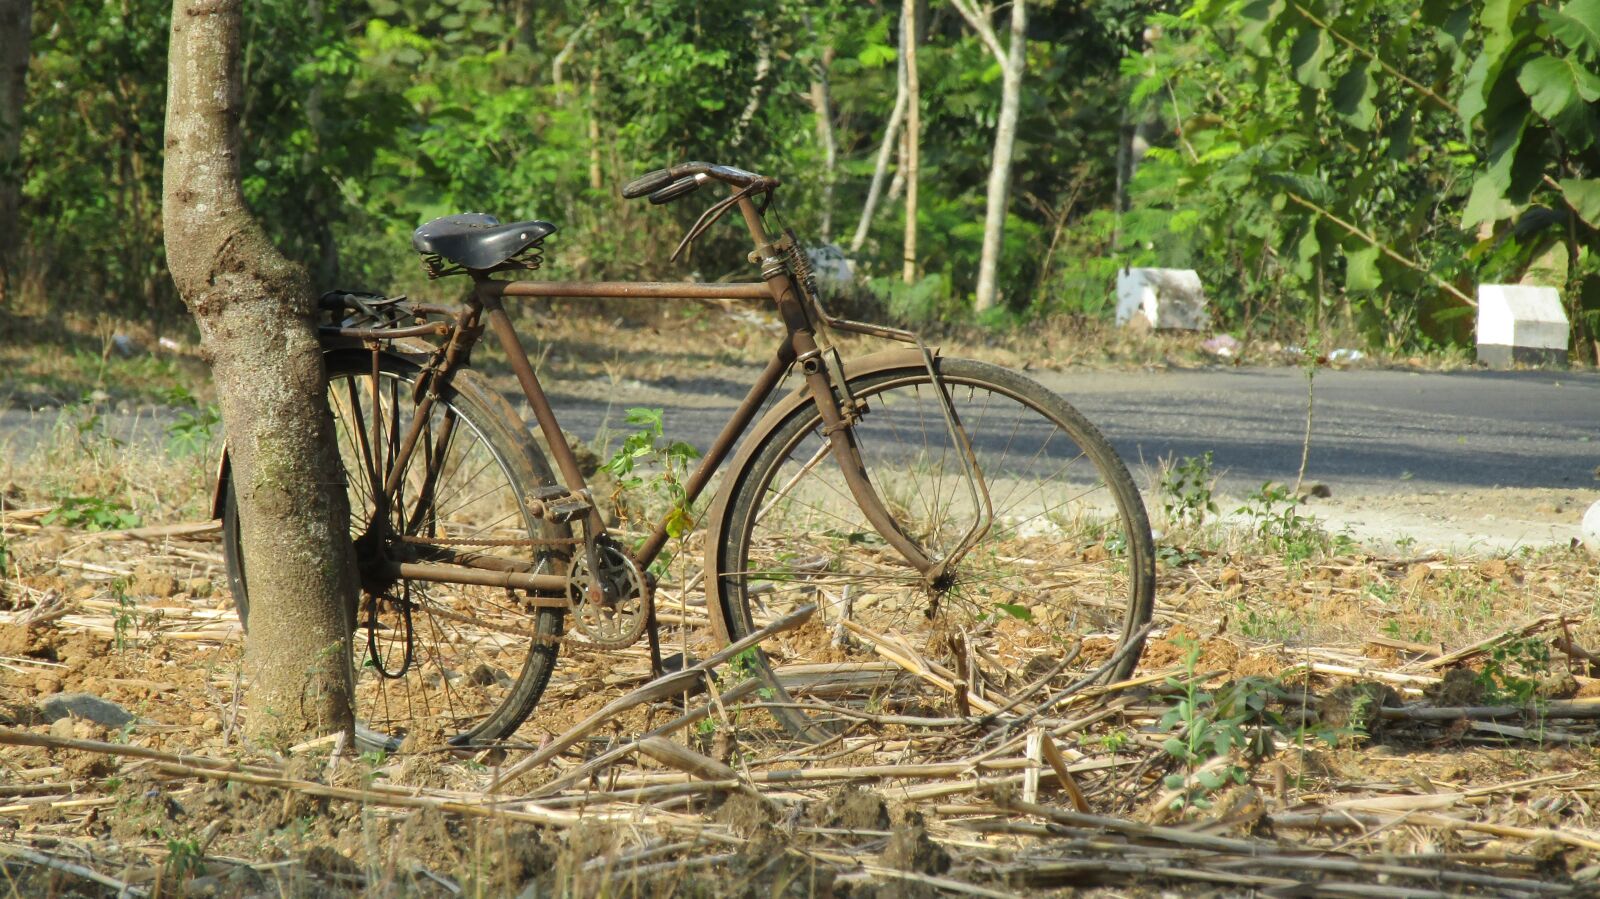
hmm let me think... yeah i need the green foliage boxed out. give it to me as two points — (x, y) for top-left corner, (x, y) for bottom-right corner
(13, 0), (1595, 351)
(1234, 483), (1340, 563)
(1168, 0), (1600, 351)
(1476, 635), (1553, 703)
(600, 407), (700, 538)
(1158, 638), (1272, 809)
(161, 387), (222, 457)
(42, 495), (141, 532)
(1159, 451), (1218, 529)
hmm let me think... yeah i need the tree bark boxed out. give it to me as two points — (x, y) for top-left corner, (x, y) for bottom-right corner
(808, 45), (838, 244)
(849, 35), (909, 255)
(164, 0), (356, 747)
(952, 0), (1027, 314)
(901, 0), (920, 285)
(0, 0), (30, 303)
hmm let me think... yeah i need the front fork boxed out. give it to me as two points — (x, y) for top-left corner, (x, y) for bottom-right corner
(792, 335), (992, 587)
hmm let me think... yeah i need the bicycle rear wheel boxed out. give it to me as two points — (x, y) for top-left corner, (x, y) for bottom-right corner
(222, 350), (566, 750)
(714, 357), (1154, 741)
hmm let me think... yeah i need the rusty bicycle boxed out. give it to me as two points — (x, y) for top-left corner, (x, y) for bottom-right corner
(217, 162), (1155, 751)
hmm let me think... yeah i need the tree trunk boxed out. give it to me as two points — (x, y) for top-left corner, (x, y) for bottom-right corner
(808, 45), (838, 244)
(955, 0), (1027, 314)
(849, 32), (909, 255)
(164, 0), (356, 747)
(0, 0), (30, 303)
(901, 0), (919, 285)
(513, 0), (535, 54)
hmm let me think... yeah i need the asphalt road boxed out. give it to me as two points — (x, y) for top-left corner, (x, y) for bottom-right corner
(534, 365), (1600, 498)
(5, 364), (1597, 499)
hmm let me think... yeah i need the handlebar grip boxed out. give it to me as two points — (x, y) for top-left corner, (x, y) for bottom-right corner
(648, 175), (701, 205)
(622, 169), (673, 199)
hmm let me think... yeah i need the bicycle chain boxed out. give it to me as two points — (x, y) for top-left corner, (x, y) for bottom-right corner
(388, 540), (654, 652)
(399, 535), (585, 547)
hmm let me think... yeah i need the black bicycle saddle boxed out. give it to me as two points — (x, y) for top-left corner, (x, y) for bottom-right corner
(411, 213), (557, 270)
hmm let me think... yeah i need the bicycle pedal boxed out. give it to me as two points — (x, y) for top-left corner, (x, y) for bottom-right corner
(542, 497), (593, 522)
(526, 489), (592, 522)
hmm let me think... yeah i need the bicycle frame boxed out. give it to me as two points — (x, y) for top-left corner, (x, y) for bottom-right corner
(333, 185), (991, 637)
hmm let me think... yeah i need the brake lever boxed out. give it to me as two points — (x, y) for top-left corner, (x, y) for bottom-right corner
(669, 183), (767, 263)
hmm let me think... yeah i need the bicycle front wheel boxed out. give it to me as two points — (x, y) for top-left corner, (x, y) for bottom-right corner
(714, 357), (1154, 740)
(222, 350), (567, 750)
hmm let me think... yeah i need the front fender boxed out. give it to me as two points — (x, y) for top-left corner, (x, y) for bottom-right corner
(700, 345), (936, 644)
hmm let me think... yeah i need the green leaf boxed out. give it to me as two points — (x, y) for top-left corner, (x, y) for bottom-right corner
(1346, 245), (1382, 291)
(1561, 178), (1600, 227)
(1237, 0), (1285, 50)
(1518, 54), (1600, 142)
(1290, 28), (1333, 89)
(994, 602), (1033, 622)
(1458, 50), (1492, 130)
(1541, 0), (1600, 56)
(1197, 769), (1227, 790)
(1462, 170), (1515, 227)
(1333, 61), (1377, 130)
(1294, 225), (1321, 279)
(857, 43), (896, 69)
(1482, 0), (1535, 62)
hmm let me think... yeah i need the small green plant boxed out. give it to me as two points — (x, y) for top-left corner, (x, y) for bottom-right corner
(164, 833), (206, 881)
(1158, 637), (1283, 810)
(42, 494), (141, 532)
(1476, 636), (1553, 704)
(162, 386), (222, 457)
(1155, 544), (1203, 568)
(601, 407), (701, 538)
(111, 578), (137, 650)
(1160, 451), (1218, 529)
(1236, 483), (1322, 563)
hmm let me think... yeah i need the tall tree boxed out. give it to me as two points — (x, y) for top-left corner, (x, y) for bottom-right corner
(952, 0), (1027, 313)
(901, 0), (920, 284)
(849, 22), (909, 255)
(0, 0), (30, 303)
(164, 0), (357, 745)
(808, 43), (839, 243)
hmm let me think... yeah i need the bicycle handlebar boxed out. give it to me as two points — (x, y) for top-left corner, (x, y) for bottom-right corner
(621, 162), (777, 200)
(648, 175), (701, 205)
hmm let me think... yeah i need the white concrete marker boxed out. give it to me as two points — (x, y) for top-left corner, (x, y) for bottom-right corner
(1115, 268), (1208, 330)
(1583, 500), (1600, 554)
(1476, 284), (1567, 368)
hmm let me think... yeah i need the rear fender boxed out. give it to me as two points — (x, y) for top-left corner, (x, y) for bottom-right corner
(208, 340), (437, 521)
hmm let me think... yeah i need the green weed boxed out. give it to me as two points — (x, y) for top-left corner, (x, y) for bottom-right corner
(1235, 483), (1330, 564)
(1157, 637), (1295, 811)
(1160, 451), (1218, 529)
(162, 386), (222, 457)
(111, 578), (137, 650)
(1476, 636), (1552, 705)
(600, 407), (701, 539)
(42, 494), (141, 531)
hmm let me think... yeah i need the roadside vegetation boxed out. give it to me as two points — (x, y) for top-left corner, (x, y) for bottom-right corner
(1, 0), (1595, 358)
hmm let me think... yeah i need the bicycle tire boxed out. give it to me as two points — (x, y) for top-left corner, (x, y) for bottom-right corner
(221, 349), (567, 750)
(713, 357), (1155, 741)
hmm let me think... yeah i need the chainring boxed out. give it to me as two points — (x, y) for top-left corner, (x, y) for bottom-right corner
(567, 540), (650, 649)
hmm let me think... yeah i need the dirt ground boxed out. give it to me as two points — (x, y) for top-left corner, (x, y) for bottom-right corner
(3, 496), (1600, 896)
(4, 305), (1600, 896)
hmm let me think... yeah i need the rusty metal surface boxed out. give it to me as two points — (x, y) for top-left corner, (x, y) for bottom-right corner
(492, 280), (769, 300)
(286, 161), (989, 658)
